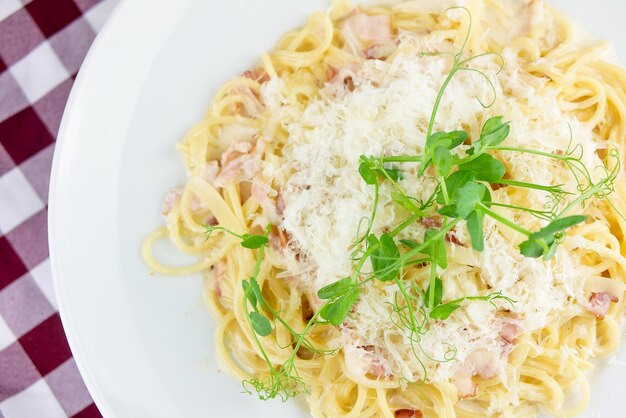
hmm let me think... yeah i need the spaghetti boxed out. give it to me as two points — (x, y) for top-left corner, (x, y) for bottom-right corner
(143, 1), (626, 416)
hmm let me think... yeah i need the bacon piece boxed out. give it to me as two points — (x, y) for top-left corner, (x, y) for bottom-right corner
(251, 179), (281, 223)
(499, 323), (522, 344)
(162, 188), (182, 216)
(421, 217), (464, 245)
(368, 356), (393, 379)
(445, 232), (464, 246)
(364, 41), (397, 60)
(205, 215), (218, 226)
(269, 227), (290, 251)
(230, 86), (264, 117)
(466, 349), (499, 379)
(588, 292), (619, 320)
(421, 217), (442, 228)
(394, 409), (422, 418)
(201, 161), (220, 183)
(243, 67), (270, 83)
(276, 192), (286, 217)
(343, 13), (393, 44)
(453, 375), (477, 398)
(215, 137), (265, 186)
(324, 64), (360, 98)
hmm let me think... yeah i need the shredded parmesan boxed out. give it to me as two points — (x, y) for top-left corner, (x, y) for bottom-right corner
(261, 32), (606, 382)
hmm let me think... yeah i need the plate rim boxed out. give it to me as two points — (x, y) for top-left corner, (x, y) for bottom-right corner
(48, 1), (128, 416)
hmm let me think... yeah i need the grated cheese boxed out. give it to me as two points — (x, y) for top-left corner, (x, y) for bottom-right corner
(261, 31), (606, 383)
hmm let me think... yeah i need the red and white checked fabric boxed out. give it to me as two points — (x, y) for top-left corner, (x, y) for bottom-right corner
(0, 0), (119, 416)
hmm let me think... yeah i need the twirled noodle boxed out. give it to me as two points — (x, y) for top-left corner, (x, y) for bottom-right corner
(143, 0), (626, 416)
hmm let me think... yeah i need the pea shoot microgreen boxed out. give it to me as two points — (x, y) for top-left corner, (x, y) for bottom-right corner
(207, 6), (624, 402)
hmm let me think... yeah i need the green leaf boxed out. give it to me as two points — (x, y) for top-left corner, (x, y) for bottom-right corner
(422, 228), (447, 269)
(534, 215), (587, 239)
(250, 278), (264, 310)
(358, 157), (377, 185)
(466, 210), (485, 251)
(424, 277), (443, 308)
(429, 302), (461, 320)
(317, 277), (353, 300)
(249, 311), (272, 336)
(438, 204), (459, 218)
(519, 215), (586, 260)
(420, 131), (468, 175)
(375, 167), (404, 182)
(241, 234), (269, 249)
(369, 233), (401, 281)
(242, 280), (258, 310)
(480, 116), (510, 147)
(437, 171), (475, 204)
(427, 131), (468, 150)
(399, 239), (418, 249)
(319, 290), (360, 326)
(458, 153), (506, 182)
(519, 239), (546, 258)
(455, 182), (487, 219)
(433, 146), (453, 177)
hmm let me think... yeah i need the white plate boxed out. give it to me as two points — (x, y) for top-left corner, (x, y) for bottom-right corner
(49, 1), (626, 417)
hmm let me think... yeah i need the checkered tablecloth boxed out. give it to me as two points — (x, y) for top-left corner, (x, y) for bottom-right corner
(0, 0), (119, 416)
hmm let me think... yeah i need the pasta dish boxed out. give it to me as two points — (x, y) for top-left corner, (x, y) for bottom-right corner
(143, 0), (626, 416)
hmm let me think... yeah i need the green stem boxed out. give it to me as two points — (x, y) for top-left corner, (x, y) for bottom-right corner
(490, 146), (570, 160)
(427, 65), (459, 140)
(496, 179), (570, 194)
(558, 180), (607, 216)
(394, 278), (421, 334)
(381, 155), (425, 163)
(400, 219), (461, 263)
(390, 214), (422, 237)
(478, 204), (532, 236)
(243, 285), (278, 376)
(405, 257), (431, 267)
(488, 202), (554, 218)
(440, 178), (450, 205)
(428, 262), (437, 309)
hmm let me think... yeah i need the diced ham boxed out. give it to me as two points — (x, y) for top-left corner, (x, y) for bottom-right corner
(162, 188), (182, 216)
(453, 348), (498, 397)
(394, 409), (423, 418)
(588, 292), (619, 320)
(421, 217), (442, 228)
(201, 161), (220, 183)
(343, 344), (393, 380)
(215, 137), (265, 186)
(269, 227), (289, 251)
(445, 231), (464, 246)
(343, 13), (393, 44)
(251, 179), (281, 223)
(420, 217), (464, 245)
(205, 215), (218, 226)
(499, 323), (522, 344)
(276, 192), (286, 217)
(369, 356), (393, 379)
(243, 67), (270, 84)
(230, 86), (264, 117)
(466, 349), (499, 379)
(453, 375), (477, 398)
(364, 41), (397, 60)
(221, 140), (254, 166)
(324, 64), (360, 98)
